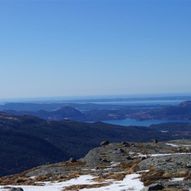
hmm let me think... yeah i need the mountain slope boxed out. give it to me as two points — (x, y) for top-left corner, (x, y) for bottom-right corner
(0, 140), (190, 191)
(0, 112), (190, 176)
(0, 131), (67, 176)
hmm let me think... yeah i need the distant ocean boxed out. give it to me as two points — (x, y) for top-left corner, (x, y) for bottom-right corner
(1, 95), (191, 106)
(73, 95), (191, 106)
(90, 99), (184, 106)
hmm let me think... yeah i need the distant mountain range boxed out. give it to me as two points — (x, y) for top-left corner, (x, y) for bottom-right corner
(1, 101), (191, 122)
(0, 111), (191, 176)
(130, 101), (191, 120)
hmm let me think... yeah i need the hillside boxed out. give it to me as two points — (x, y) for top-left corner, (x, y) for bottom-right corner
(0, 112), (191, 176)
(129, 101), (191, 120)
(0, 140), (190, 190)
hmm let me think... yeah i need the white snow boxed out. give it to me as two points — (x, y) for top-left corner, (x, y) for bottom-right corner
(166, 143), (191, 147)
(0, 173), (145, 191)
(81, 173), (144, 191)
(166, 143), (179, 147)
(171, 177), (184, 182)
(110, 162), (120, 167)
(150, 153), (191, 157)
(0, 175), (95, 191)
(138, 152), (191, 158)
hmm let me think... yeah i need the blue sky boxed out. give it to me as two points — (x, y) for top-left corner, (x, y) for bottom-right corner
(0, 0), (191, 99)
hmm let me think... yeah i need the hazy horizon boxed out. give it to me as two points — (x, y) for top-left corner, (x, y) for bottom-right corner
(1, 92), (191, 104)
(0, 0), (191, 99)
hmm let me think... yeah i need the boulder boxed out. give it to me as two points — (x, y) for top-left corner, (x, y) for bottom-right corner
(68, 157), (77, 163)
(126, 156), (133, 160)
(186, 162), (191, 168)
(100, 141), (110, 146)
(148, 183), (164, 190)
(153, 139), (158, 144)
(121, 141), (130, 147)
(100, 158), (110, 163)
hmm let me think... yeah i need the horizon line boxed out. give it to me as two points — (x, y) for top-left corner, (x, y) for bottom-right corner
(0, 92), (191, 103)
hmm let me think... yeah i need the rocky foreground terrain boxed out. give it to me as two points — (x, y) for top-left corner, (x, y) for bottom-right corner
(0, 140), (190, 191)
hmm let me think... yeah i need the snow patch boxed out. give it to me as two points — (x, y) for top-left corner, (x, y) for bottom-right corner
(81, 173), (144, 191)
(171, 177), (184, 182)
(138, 152), (191, 158)
(0, 173), (145, 191)
(166, 143), (191, 147)
(0, 175), (95, 191)
(150, 153), (191, 157)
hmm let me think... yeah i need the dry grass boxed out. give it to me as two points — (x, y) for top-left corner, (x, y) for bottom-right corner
(141, 167), (166, 186)
(0, 161), (85, 185)
(184, 171), (191, 180)
(119, 159), (140, 173)
(93, 171), (127, 182)
(0, 176), (37, 186)
(0, 171), (81, 186)
(163, 170), (189, 180)
(34, 172), (81, 182)
(141, 166), (190, 187)
(95, 163), (110, 170)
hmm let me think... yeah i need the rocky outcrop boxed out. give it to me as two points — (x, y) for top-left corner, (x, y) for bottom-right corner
(0, 140), (190, 191)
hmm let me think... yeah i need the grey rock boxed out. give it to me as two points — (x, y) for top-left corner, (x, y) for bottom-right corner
(114, 148), (125, 154)
(141, 156), (147, 160)
(100, 140), (110, 146)
(186, 162), (191, 168)
(126, 156), (133, 160)
(148, 183), (164, 190)
(13, 140), (191, 191)
(68, 157), (77, 163)
(139, 154), (191, 172)
(121, 141), (130, 147)
(118, 148), (125, 153)
(100, 159), (110, 163)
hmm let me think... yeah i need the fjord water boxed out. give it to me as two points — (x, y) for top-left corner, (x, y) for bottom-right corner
(103, 118), (191, 127)
(100, 97), (191, 127)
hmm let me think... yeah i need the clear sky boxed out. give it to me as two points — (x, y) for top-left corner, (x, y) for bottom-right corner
(0, 0), (191, 99)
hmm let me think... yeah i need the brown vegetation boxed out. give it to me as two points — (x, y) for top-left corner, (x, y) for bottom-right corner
(93, 172), (127, 182)
(119, 159), (140, 173)
(141, 168), (166, 186)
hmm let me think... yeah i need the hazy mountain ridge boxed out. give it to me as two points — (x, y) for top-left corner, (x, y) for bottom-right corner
(132, 101), (191, 120)
(1, 101), (191, 122)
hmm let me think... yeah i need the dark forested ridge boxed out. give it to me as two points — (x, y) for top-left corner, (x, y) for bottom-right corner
(0, 112), (190, 176)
